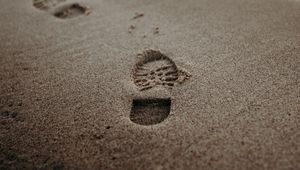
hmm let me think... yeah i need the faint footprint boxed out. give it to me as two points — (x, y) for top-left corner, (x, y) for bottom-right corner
(53, 3), (91, 19)
(0, 111), (18, 118)
(132, 49), (191, 91)
(33, 0), (90, 19)
(33, 0), (66, 11)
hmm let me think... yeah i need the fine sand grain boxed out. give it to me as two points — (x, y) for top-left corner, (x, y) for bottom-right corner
(0, 0), (299, 169)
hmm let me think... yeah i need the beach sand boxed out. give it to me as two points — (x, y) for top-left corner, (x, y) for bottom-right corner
(0, 0), (299, 169)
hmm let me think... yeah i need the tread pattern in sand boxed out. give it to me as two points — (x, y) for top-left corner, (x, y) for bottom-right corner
(130, 98), (171, 125)
(132, 50), (190, 91)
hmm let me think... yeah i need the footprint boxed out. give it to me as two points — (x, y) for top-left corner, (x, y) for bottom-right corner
(129, 50), (190, 126)
(33, 0), (90, 19)
(53, 3), (90, 19)
(132, 49), (191, 91)
(130, 98), (171, 126)
(33, 0), (66, 11)
(0, 111), (18, 118)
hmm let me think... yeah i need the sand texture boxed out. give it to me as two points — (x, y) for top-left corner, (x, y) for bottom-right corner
(0, 0), (299, 169)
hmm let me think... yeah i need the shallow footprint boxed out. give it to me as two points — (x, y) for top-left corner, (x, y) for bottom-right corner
(33, 0), (66, 11)
(132, 49), (190, 91)
(53, 3), (90, 19)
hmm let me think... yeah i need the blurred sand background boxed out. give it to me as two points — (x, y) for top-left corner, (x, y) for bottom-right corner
(0, 0), (299, 169)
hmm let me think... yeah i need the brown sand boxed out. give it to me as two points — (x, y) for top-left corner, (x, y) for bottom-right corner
(0, 0), (299, 169)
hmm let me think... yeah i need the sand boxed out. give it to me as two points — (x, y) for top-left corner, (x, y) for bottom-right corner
(0, 0), (299, 169)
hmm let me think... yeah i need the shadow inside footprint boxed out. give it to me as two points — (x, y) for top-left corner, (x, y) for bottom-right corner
(53, 3), (90, 19)
(130, 98), (171, 126)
